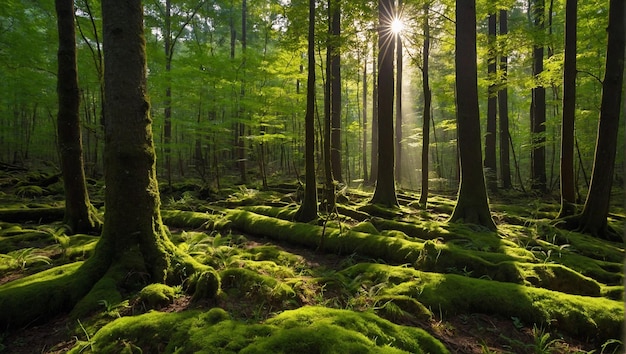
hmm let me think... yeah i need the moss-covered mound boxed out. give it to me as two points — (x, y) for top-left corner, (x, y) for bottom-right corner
(339, 263), (624, 341)
(70, 306), (448, 353)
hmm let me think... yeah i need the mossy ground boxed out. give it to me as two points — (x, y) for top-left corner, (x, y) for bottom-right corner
(0, 172), (623, 353)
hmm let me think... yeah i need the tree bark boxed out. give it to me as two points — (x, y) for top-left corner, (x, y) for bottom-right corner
(499, 10), (512, 189)
(295, 0), (319, 222)
(449, 0), (496, 231)
(370, 0), (399, 207)
(418, 2), (431, 207)
(484, 12), (497, 193)
(330, 0), (342, 184)
(362, 55), (369, 183)
(323, 1), (335, 210)
(369, 38), (379, 185)
(557, 0), (577, 218)
(563, 0), (624, 241)
(55, 0), (101, 234)
(531, 0), (547, 193)
(164, 0), (172, 189)
(395, 0), (403, 185)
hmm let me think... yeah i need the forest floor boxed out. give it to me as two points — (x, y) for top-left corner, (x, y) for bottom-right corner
(0, 168), (624, 353)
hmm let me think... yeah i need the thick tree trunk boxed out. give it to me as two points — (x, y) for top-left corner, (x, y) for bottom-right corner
(564, 0), (624, 241)
(557, 0), (577, 218)
(100, 0), (180, 279)
(0, 0), (217, 330)
(295, 0), (318, 222)
(499, 10), (512, 189)
(484, 12), (497, 193)
(449, 0), (496, 231)
(55, 0), (101, 234)
(370, 0), (399, 207)
(418, 3), (431, 207)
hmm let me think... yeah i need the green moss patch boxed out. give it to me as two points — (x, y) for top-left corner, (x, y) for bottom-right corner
(71, 306), (448, 353)
(340, 263), (623, 340)
(137, 283), (179, 309)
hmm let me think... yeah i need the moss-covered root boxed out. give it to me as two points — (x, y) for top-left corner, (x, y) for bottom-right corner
(341, 263), (624, 341)
(69, 306), (449, 353)
(0, 260), (103, 329)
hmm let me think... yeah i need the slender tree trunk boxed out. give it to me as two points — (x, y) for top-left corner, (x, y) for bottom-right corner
(557, 0), (577, 218)
(449, 0), (496, 231)
(395, 0), (403, 186)
(55, 0), (101, 234)
(419, 2), (431, 207)
(370, 38), (379, 185)
(484, 12), (498, 192)
(362, 55), (369, 183)
(323, 1), (335, 210)
(239, 0), (248, 184)
(531, 0), (547, 193)
(164, 0), (173, 189)
(371, 0), (399, 207)
(330, 0), (342, 184)
(499, 10), (512, 189)
(564, 0), (624, 241)
(295, 0), (319, 222)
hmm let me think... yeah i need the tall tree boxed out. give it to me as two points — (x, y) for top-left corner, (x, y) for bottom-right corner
(323, 0), (335, 210)
(362, 53), (369, 183)
(557, 0), (577, 218)
(484, 11), (497, 192)
(369, 38), (379, 185)
(295, 0), (319, 222)
(55, 0), (101, 234)
(561, 0), (624, 241)
(394, 0), (403, 185)
(0, 0), (217, 329)
(530, 0), (547, 192)
(449, 0), (496, 231)
(418, 1), (431, 207)
(330, 0), (343, 184)
(98, 0), (214, 284)
(498, 9), (512, 189)
(238, 0), (248, 184)
(370, 0), (399, 207)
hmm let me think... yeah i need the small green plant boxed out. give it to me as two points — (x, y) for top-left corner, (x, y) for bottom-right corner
(75, 319), (94, 353)
(15, 185), (45, 198)
(98, 299), (130, 318)
(599, 339), (623, 354)
(5, 248), (51, 270)
(530, 324), (562, 354)
(511, 316), (524, 330)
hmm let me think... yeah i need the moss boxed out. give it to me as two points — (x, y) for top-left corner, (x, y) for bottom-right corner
(341, 263), (623, 340)
(219, 267), (295, 304)
(0, 261), (102, 328)
(264, 306), (448, 354)
(190, 269), (221, 302)
(0, 230), (55, 252)
(374, 295), (433, 322)
(246, 245), (304, 267)
(236, 259), (296, 278)
(138, 283), (178, 309)
(351, 221), (380, 235)
(73, 306), (448, 353)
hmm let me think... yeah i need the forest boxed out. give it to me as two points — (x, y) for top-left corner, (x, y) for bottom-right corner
(0, 0), (624, 352)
